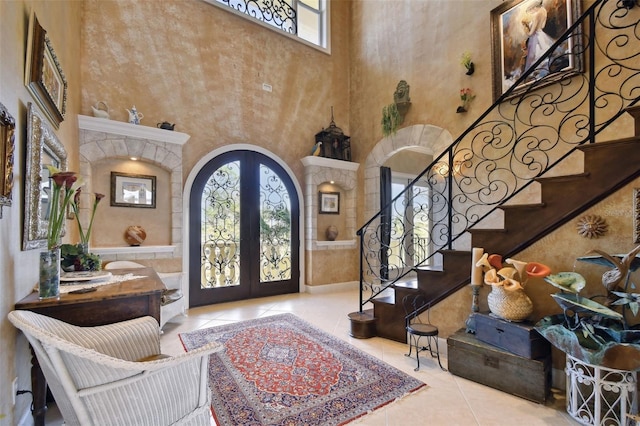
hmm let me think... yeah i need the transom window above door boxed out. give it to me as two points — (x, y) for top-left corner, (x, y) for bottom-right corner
(203, 0), (328, 50)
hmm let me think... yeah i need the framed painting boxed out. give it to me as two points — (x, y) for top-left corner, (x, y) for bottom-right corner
(490, 0), (582, 101)
(111, 172), (156, 208)
(25, 11), (67, 129)
(0, 101), (16, 217)
(319, 191), (340, 214)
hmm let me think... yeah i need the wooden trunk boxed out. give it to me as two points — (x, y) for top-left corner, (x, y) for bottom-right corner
(473, 312), (550, 359)
(447, 329), (551, 403)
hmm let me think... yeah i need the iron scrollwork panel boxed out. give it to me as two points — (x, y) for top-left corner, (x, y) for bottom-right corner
(201, 161), (241, 288)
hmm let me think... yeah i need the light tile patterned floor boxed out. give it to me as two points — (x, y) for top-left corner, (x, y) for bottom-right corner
(47, 289), (576, 425)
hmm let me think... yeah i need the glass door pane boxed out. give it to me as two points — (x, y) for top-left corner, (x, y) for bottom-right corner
(259, 164), (292, 283)
(200, 161), (241, 288)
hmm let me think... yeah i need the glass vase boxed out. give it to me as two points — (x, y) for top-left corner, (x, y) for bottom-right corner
(78, 242), (89, 255)
(39, 248), (61, 300)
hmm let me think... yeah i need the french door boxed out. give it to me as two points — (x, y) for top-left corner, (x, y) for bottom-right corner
(189, 150), (299, 307)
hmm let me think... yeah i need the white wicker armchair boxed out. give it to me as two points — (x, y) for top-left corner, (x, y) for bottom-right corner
(8, 310), (222, 426)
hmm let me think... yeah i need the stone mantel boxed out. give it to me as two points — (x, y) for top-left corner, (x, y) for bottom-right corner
(77, 115), (190, 146)
(301, 155), (359, 171)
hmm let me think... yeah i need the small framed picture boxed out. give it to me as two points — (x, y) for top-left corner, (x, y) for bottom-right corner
(110, 172), (156, 208)
(319, 191), (340, 214)
(24, 11), (67, 129)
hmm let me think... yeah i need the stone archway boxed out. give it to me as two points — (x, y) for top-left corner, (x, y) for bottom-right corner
(363, 124), (453, 222)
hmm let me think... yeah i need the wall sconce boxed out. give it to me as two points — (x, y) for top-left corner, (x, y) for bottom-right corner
(435, 160), (463, 176)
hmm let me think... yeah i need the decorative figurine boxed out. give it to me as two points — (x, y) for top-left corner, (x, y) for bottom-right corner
(157, 121), (175, 130)
(126, 105), (144, 125)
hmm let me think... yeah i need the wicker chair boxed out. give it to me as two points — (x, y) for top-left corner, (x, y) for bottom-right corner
(8, 310), (222, 426)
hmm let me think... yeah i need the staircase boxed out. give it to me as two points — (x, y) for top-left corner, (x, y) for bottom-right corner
(353, 0), (640, 343)
(374, 133), (640, 342)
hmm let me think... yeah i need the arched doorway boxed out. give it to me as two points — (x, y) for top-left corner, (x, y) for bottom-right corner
(188, 149), (300, 306)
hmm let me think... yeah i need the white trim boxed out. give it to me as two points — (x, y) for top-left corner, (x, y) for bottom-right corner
(315, 239), (357, 249)
(301, 155), (359, 170)
(77, 115), (189, 145)
(92, 245), (176, 256)
(304, 280), (358, 294)
(183, 144), (306, 305)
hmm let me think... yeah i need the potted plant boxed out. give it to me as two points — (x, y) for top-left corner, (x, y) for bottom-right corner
(62, 188), (105, 272)
(461, 51), (474, 75)
(40, 166), (79, 299)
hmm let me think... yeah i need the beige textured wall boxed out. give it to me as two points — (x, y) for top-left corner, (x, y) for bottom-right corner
(92, 159), (171, 246)
(80, 0), (354, 287)
(1, 1), (82, 423)
(80, 0), (351, 187)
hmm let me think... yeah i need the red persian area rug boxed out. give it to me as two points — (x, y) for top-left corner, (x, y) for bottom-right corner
(179, 313), (426, 426)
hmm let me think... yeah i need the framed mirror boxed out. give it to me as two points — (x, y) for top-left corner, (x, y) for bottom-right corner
(23, 102), (67, 250)
(0, 101), (16, 218)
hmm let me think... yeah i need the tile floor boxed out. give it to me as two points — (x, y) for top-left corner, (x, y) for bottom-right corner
(47, 288), (576, 425)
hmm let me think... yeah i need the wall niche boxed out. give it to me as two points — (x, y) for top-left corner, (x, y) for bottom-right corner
(78, 115), (189, 261)
(91, 158), (171, 247)
(301, 156), (358, 250)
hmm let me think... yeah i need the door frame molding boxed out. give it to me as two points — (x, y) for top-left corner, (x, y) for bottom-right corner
(183, 144), (305, 305)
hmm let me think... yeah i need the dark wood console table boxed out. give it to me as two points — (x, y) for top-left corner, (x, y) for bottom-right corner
(15, 267), (165, 426)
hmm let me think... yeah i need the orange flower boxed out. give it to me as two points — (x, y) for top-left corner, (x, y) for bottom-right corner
(488, 254), (503, 270)
(526, 262), (551, 278)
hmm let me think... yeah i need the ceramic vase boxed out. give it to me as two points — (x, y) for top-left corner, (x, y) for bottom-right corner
(325, 225), (338, 241)
(124, 225), (146, 246)
(39, 248), (60, 300)
(487, 284), (533, 322)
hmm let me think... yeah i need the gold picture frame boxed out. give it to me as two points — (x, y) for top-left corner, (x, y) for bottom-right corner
(490, 0), (583, 102)
(25, 11), (67, 129)
(0, 101), (16, 218)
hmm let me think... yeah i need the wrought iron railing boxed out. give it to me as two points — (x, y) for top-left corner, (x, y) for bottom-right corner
(357, 0), (640, 311)
(214, 0), (297, 34)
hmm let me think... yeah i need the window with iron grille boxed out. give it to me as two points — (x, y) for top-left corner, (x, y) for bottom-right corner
(204, 0), (328, 50)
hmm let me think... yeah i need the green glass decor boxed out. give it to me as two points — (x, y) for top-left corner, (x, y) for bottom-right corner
(39, 248), (60, 299)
